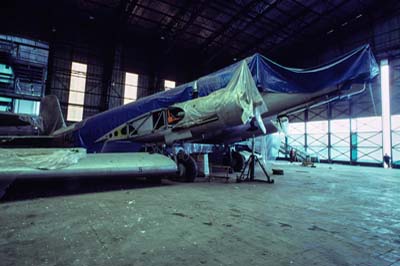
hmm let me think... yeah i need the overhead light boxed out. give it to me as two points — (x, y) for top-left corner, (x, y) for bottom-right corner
(341, 21), (348, 27)
(356, 14), (362, 19)
(89, 15), (95, 20)
(327, 29), (334, 35)
(160, 36), (165, 40)
(51, 26), (56, 32)
(233, 57), (237, 61)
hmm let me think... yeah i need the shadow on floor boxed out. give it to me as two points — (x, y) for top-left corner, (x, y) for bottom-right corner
(0, 176), (173, 202)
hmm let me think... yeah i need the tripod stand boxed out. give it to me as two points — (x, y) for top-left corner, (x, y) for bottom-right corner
(236, 137), (274, 184)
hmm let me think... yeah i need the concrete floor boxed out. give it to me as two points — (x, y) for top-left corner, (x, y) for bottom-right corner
(1, 163), (399, 266)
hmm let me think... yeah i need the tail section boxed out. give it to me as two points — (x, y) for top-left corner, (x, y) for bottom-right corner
(39, 95), (66, 135)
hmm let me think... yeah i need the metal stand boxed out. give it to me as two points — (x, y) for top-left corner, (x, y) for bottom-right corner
(236, 137), (274, 184)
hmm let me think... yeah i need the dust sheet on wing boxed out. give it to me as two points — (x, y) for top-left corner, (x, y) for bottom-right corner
(0, 148), (86, 170)
(0, 148), (86, 197)
(173, 61), (267, 128)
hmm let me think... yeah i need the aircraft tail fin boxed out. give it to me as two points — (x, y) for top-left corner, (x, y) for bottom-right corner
(40, 95), (66, 135)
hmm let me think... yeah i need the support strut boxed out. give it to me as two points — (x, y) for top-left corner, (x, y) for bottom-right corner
(236, 136), (274, 184)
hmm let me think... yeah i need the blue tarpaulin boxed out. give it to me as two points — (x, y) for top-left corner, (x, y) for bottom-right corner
(75, 85), (194, 152)
(197, 44), (379, 95)
(73, 44), (379, 152)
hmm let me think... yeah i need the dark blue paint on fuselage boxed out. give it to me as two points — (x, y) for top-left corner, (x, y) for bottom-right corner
(69, 46), (378, 153)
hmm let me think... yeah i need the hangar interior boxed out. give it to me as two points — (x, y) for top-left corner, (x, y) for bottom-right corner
(0, 0), (399, 266)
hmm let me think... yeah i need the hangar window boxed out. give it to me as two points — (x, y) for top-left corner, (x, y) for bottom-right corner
(164, 80), (175, 91)
(330, 119), (350, 161)
(351, 116), (382, 163)
(14, 99), (40, 115)
(67, 62), (87, 122)
(124, 72), (138, 104)
(287, 122), (305, 153)
(307, 121), (328, 160)
(0, 96), (12, 112)
(391, 115), (400, 167)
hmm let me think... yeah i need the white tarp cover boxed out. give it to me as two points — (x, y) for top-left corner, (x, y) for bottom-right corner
(0, 148), (86, 170)
(237, 133), (283, 166)
(257, 133), (282, 162)
(0, 148), (86, 198)
(173, 61), (267, 128)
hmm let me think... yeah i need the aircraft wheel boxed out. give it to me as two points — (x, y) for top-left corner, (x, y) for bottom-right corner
(231, 151), (245, 172)
(177, 152), (198, 182)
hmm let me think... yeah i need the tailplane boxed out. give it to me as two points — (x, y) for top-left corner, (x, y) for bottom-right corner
(39, 95), (66, 135)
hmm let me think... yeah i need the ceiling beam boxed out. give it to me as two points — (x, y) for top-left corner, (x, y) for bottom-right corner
(289, 0), (320, 16)
(159, 0), (195, 37)
(170, 0), (212, 38)
(121, 0), (140, 24)
(274, 0), (400, 56)
(235, 0), (348, 58)
(200, 0), (265, 52)
(204, 0), (283, 65)
(267, 0), (352, 53)
(163, 0), (213, 54)
(146, 0), (231, 28)
(130, 2), (216, 33)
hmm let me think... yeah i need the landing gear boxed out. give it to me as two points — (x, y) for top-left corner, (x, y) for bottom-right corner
(237, 153), (274, 183)
(176, 151), (198, 182)
(230, 151), (245, 172)
(141, 145), (197, 182)
(221, 150), (245, 172)
(236, 136), (274, 184)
